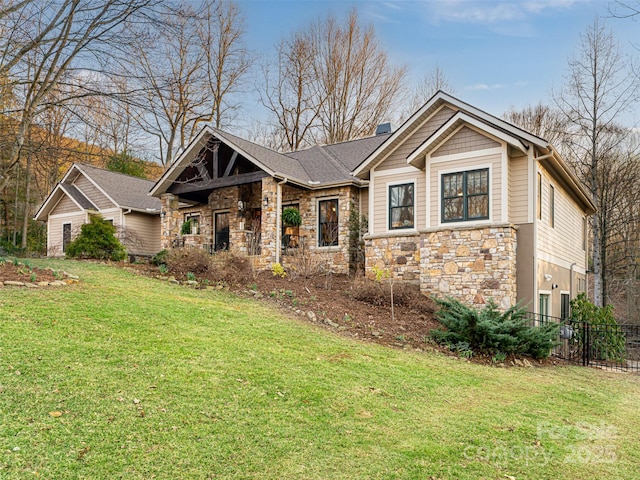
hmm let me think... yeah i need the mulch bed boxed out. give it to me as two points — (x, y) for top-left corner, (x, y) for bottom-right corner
(0, 262), (67, 285)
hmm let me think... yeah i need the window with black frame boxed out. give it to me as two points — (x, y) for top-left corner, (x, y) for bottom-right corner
(389, 183), (414, 230)
(318, 199), (338, 247)
(442, 169), (489, 222)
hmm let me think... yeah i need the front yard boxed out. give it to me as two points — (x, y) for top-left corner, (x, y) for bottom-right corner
(1, 259), (639, 479)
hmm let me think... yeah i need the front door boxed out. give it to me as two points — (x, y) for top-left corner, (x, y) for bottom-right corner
(214, 212), (229, 251)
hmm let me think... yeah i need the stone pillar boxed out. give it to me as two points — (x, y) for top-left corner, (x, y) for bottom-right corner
(260, 177), (278, 266)
(160, 193), (181, 250)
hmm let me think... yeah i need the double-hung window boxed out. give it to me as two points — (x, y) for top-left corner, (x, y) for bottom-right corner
(389, 183), (414, 230)
(442, 168), (489, 223)
(318, 199), (338, 247)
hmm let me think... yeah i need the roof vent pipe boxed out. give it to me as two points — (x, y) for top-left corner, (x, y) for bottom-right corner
(375, 123), (392, 135)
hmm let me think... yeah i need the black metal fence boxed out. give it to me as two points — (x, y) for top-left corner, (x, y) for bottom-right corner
(525, 313), (640, 373)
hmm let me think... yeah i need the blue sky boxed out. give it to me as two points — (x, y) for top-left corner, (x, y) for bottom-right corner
(236, 0), (639, 128)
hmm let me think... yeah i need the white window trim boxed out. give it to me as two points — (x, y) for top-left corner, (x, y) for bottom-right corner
(437, 164), (493, 228)
(317, 196), (339, 249)
(386, 179), (417, 234)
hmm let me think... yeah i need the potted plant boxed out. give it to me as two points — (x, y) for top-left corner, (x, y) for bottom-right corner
(282, 207), (302, 228)
(181, 219), (193, 235)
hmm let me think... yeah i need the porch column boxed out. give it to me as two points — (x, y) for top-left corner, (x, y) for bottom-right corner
(160, 193), (181, 250)
(260, 177), (278, 266)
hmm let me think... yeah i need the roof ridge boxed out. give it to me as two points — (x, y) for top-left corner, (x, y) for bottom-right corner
(316, 145), (352, 177)
(75, 162), (156, 184)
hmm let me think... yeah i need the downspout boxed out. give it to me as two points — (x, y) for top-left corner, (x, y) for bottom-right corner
(275, 178), (288, 265)
(570, 262), (576, 301)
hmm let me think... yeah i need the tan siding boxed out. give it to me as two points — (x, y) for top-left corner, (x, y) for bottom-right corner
(429, 152), (502, 226)
(372, 171), (425, 233)
(123, 212), (161, 255)
(432, 126), (500, 157)
(51, 194), (82, 215)
(377, 106), (456, 171)
(72, 175), (115, 209)
(47, 213), (85, 256)
(536, 166), (587, 269)
(360, 187), (369, 218)
(509, 155), (529, 224)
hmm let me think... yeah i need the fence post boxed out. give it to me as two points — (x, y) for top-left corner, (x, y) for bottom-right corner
(582, 321), (590, 367)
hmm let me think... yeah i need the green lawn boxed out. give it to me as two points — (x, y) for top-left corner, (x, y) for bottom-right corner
(1, 260), (639, 479)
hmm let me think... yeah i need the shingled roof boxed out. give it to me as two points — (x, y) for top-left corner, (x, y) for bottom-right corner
(151, 126), (391, 196)
(74, 164), (161, 212)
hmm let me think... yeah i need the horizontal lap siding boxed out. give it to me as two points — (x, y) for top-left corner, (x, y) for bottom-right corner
(360, 188), (369, 218)
(537, 167), (586, 268)
(432, 126), (500, 157)
(373, 171), (425, 233)
(48, 213), (85, 256)
(509, 155), (529, 224)
(429, 153), (502, 226)
(376, 106), (456, 171)
(53, 195), (82, 214)
(123, 213), (161, 255)
(73, 175), (115, 209)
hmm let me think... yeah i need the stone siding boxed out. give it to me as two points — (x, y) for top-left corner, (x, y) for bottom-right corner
(366, 225), (518, 309)
(159, 180), (361, 274)
(364, 233), (421, 283)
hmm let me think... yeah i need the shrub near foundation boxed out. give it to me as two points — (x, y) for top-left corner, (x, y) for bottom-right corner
(431, 297), (559, 359)
(65, 214), (126, 261)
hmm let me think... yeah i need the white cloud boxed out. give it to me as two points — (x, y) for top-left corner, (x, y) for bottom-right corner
(427, 0), (575, 24)
(465, 81), (528, 91)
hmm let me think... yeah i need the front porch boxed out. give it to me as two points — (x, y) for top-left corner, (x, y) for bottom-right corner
(160, 177), (359, 273)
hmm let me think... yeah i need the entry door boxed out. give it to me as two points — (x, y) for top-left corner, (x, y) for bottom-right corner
(214, 212), (229, 251)
(62, 223), (71, 252)
(539, 294), (550, 323)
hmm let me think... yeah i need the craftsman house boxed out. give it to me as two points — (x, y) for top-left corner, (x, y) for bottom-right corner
(150, 91), (595, 317)
(35, 163), (162, 257)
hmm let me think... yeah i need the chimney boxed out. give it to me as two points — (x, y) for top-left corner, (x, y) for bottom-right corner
(375, 122), (392, 135)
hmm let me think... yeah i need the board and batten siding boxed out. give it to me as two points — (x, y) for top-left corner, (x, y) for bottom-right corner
(376, 106), (456, 171)
(72, 175), (115, 209)
(123, 212), (161, 255)
(536, 166), (587, 269)
(508, 154), (529, 224)
(47, 212), (85, 256)
(431, 126), (500, 157)
(372, 170), (425, 233)
(428, 151), (502, 227)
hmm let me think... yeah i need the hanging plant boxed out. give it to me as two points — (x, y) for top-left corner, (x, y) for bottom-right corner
(282, 207), (302, 227)
(180, 219), (192, 235)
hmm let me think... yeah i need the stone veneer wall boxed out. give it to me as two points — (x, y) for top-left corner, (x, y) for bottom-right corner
(279, 184), (359, 275)
(364, 233), (421, 283)
(160, 181), (362, 274)
(365, 225), (518, 309)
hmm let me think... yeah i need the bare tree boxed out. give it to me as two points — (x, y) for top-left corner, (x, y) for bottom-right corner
(554, 18), (639, 306)
(0, 0), (160, 191)
(132, 0), (250, 167)
(503, 103), (573, 158)
(313, 10), (407, 144)
(260, 30), (322, 151)
(408, 65), (456, 113)
(202, 1), (250, 130)
(260, 8), (406, 150)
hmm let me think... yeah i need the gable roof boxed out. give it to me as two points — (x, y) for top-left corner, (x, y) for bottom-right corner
(353, 90), (548, 177)
(60, 183), (97, 210)
(34, 163), (161, 221)
(74, 163), (160, 212)
(151, 126), (390, 196)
